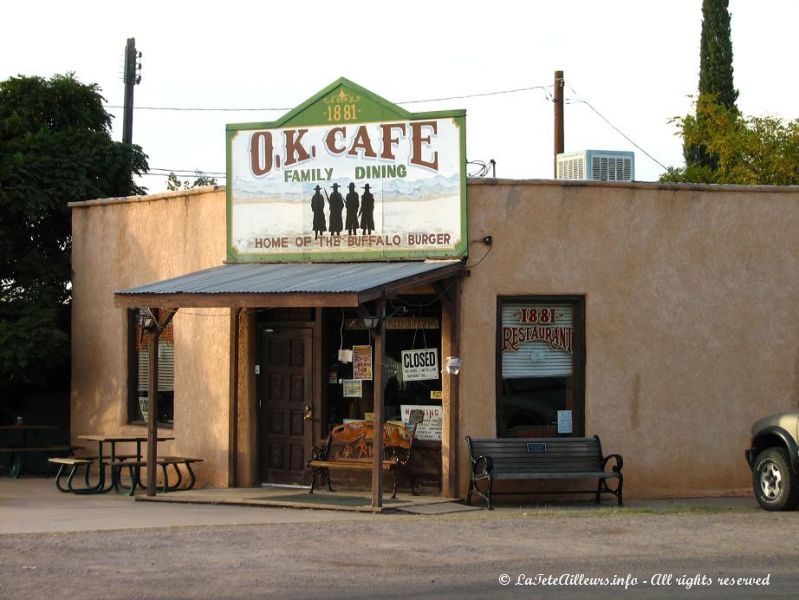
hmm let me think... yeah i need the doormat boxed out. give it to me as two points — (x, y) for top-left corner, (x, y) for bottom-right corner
(249, 493), (404, 507)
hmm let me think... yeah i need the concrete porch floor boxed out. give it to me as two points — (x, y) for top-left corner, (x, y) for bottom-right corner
(136, 485), (478, 514)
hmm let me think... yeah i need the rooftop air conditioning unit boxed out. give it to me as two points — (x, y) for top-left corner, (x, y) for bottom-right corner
(556, 150), (635, 182)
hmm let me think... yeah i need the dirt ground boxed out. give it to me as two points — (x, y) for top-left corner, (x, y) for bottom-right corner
(1, 481), (798, 599)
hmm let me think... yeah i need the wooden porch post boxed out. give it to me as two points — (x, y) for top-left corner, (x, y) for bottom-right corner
(146, 308), (160, 497)
(436, 276), (462, 498)
(370, 298), (386, 509)
(145, 308), (177, 497)
(448, 277), (461, 498)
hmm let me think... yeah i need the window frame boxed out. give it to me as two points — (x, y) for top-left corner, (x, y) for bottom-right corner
(495, 295), (586, 437)
(127, 308), (175, 428)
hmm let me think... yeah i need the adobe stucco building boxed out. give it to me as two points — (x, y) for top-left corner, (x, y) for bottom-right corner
(70, 179), (799, 500)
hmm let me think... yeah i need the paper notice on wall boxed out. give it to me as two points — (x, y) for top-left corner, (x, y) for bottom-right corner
(352, 345), (372, 380)
(557, 410), (573, 434)
(401, 404), (443, 441)
(342, 379), (362, 397)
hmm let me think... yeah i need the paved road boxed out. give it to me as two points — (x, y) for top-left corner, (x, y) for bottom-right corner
(2, 492), (797, 599)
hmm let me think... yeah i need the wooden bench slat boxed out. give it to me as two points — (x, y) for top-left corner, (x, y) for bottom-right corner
(490, 471), (619, 480)
(0, 446), (81, 452)
(76, 454), (138, 461)
(308, 460), (396, 470)
(47, 457), (93, 465)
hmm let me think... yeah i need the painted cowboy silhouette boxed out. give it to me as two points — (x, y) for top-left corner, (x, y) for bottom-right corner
(311, 185), (326, 239)
(328, 183), (344, 236)
(345, 182), (360, 235)
(359, 183), (375, 235)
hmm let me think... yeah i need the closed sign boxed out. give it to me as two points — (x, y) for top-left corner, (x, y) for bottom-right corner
(401, 348), (439, 382)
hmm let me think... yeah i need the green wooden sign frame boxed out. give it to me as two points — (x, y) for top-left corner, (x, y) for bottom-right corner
(225, 77), (466, 262)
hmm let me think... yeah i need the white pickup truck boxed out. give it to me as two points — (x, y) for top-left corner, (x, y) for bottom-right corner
(746, 411), (799, 511)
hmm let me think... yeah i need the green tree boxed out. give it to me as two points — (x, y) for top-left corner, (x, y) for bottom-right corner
(698, 0), (738, 110)
(0, 73), (148, 394)
(166, 171), (217, 191)
(685, 0), (739, 170)
(662, 97), (799, 185)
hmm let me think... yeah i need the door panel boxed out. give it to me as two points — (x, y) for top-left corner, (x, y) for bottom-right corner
(260, 328), (313, 485)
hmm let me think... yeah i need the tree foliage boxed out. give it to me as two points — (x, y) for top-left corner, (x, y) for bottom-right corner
(699, 0), (738, 110)
(685, 0), (739, 170)
(166, 171), (217, 191)
(662, 96), (799, 185)
(0, 73), (148, 391)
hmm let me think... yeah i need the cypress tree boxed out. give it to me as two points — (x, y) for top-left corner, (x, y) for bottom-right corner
(685, 0), (738, 169)
(698, 0), (738, 110)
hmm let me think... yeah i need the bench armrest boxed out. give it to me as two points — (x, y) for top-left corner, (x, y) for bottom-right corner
(471, 454), (493, 477)
(602, 453), (623, 473)
(385, 446), (411, 466)
(310, 445), (328, 462)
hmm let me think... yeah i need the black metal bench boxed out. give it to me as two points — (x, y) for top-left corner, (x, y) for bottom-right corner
(465, 435), (623, 509)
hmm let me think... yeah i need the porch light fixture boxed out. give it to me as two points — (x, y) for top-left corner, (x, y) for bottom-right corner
(362, 316), (380, 330)
(139, 309), (158, 333)
(361, 305), (406, 330)
(445, 356), (462, 375)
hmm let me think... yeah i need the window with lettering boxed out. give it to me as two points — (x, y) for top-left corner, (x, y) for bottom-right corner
(498, 298), (584, 438)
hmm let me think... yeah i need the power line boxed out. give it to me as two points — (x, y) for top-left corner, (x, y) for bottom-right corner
(141, 171), (222, 179)
(564, 81), (668, 170)
(128, 79), (667, 173)
(105, 84), (554, 112)
(565, 98), (668, 170)
(397, 85), (552, 104)
(106, 104), (292, 112)
(149, 167), (226, 176)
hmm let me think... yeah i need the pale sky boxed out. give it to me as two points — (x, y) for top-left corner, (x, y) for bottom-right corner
(2, 1), (798, 191)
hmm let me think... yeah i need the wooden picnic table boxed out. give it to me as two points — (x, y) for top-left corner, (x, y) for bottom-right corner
(73, 434), (175, 494)
(0, 425), (73, 478)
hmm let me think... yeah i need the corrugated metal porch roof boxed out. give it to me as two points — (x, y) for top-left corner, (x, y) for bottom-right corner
(114, 260), (463, 308)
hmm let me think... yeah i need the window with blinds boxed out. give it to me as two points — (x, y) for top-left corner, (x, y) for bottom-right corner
(498, 298), (584, 438)
(128, 308), (175, 425)
(501, 303), (574, 378)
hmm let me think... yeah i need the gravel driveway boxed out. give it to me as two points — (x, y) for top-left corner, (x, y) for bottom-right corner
(2, 497), (797, 599)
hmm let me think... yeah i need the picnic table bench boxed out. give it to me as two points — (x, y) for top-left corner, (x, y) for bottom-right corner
(48, 454), (139, 492)
(465, 435), (623, 509)
(48, 457), (96, 492)
(307, 421), (417, 498)
(108, 456), (203, 495)
(1, 445), (83, 478)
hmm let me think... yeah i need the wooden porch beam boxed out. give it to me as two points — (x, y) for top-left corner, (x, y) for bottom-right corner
(115, 292), (363, 309)
(370, 298), (386, 510)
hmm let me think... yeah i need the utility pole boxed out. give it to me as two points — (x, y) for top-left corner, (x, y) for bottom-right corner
(553, 70), (564, 178)
(123, 38), (142, 145)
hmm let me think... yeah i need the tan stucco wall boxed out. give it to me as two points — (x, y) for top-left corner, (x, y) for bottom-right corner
(71, 188), (229, 487)
(72, 180), (799, 499)
(461, 179), (799, 499)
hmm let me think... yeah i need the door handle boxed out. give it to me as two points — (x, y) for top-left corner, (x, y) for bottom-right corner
(303, 405), (314, 422)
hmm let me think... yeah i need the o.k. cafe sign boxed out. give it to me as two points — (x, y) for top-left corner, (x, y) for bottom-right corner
(226, 78), (466, 261)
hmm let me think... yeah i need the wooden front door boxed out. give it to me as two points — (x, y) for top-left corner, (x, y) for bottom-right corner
(259, 327), (313, 485)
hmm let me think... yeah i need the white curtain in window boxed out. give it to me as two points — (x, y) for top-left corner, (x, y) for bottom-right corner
(501, 303), (574, 378)
(137, 341), (174, 393)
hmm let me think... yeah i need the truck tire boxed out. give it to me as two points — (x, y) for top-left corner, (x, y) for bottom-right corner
(752, 447), (799, 511)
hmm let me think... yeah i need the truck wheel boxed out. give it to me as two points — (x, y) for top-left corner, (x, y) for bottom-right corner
(753, 447), (799, 511)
